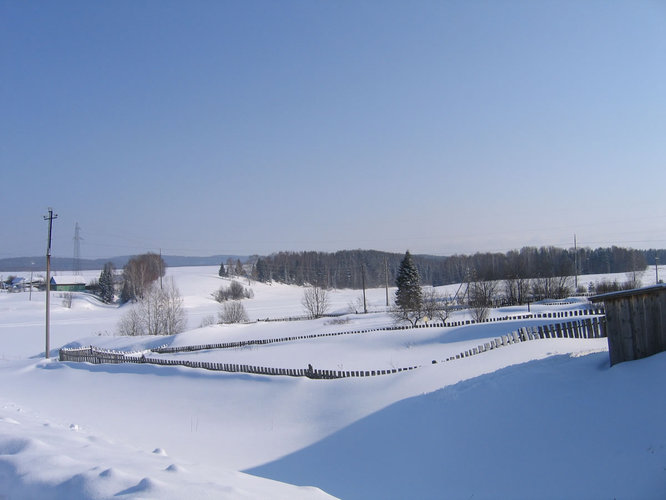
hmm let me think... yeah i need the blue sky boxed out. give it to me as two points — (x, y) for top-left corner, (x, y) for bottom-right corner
(2, 0), (665, 259)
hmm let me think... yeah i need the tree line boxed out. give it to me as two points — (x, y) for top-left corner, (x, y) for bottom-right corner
(246, 246), (652, 289)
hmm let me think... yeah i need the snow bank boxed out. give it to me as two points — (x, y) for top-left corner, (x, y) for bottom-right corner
(0, 395), (334, 499)
(249, 351), (666, 500)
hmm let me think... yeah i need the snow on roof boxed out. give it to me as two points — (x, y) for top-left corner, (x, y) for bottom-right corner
(589, 283), (666, 302)
(50, 275), (87, 285)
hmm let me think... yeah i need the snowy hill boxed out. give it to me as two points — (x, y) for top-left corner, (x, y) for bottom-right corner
(1, 266), (664, 498)
(249, 350), (666, 499)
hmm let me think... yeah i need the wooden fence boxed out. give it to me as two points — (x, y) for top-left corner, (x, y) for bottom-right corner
(152, 307), (605, 355)
(59, 317), (606, 379)
(436, 316), (605, 363)
(255, 305), (602, 325)
(58, 345), (420, 379)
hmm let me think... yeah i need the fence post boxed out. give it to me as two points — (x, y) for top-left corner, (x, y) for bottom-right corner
(520, 327), (528, 341)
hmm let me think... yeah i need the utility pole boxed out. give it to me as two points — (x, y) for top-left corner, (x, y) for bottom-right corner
(29, 261), (35, 301)
(656, 256), (660, 284)
(361, 264), (367, 314)
(44, 208), (58, 359)
(73, 222), (82, 275)
(384, 257), (390, 307)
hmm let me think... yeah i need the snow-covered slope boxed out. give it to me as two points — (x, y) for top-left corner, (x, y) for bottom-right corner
(249, 350), (666, 499)
(1, 266), (664, 498)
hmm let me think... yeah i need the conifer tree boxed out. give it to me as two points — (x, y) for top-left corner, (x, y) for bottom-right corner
(394, 250), (423, 326)
(234, 259), (244, 277)
(218, 262), (227, 277)
(255, 258), (270, 282)
(98, 262), (115, 304)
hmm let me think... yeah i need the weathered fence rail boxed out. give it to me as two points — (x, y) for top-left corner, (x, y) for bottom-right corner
(436, 316), (606, 363)
(152, 307), (605, 355)
(58, 345), (420, 379)
(256, 301), (597, 324)
(59, 317), (606, 379)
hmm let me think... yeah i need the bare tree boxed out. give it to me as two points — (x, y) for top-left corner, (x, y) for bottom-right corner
(199, 315), (217, 328)
(118, 307), (142, 336)
(302, 286), (330, 319)
(121, 253), (166, 302)
(625, 269), (644, 289)
(468, 280), (498, 322)
(503, 250), (529, 305)
(212, 280), (253, 302)
(61, 292), (73, 309)
(504, 276), (531, 305)
(160, 278), (187, 335)
(118, 278), (186, 336)
(219, 300), (249, 324)
(531, 275), (572, 300)
(421, 287), (451, 323)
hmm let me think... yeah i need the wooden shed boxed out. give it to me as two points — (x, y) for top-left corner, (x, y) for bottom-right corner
(589, 284), (666, 366)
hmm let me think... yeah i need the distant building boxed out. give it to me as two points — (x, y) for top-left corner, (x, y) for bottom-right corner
(10, 276), (26, 292)
(50, 275), (86, 292)
(590, 284), (666, 366)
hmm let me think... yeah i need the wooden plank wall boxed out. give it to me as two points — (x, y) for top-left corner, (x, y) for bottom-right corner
(604, 289), (666, 366)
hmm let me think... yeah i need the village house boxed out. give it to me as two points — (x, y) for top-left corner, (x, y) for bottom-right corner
(50, 275), (86, 292)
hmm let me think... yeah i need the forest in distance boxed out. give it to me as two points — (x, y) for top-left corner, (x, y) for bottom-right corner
(4, 246), (665, 292)
(251, 246), (663, 290)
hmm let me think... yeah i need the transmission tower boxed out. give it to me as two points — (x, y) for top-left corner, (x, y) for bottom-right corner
(73, 222), (83, 275)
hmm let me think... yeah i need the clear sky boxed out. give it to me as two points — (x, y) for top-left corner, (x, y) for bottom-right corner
(2, 0), (665, 260)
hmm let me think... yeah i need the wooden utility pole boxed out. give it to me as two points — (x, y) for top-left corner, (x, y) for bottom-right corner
(656, 256), (660, 284)
(361, 264), (367, 314)
(384, 257), (390, 307)
(44, 208), (57, 359)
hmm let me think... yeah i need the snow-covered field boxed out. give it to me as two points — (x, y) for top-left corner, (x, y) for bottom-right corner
(1, 266), (665, 499)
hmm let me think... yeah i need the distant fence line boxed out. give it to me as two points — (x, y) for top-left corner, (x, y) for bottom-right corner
(153, 307), (606, 355)
(256, 312), (346, 323)
(59, 317), (606, 379)
(250, 299), (605, 328)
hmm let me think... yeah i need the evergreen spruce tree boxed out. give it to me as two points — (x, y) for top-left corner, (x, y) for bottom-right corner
(255, 258), (269, 282)
(98, 262), (115, 304)
(218, 262), (227, 277)
(394, 250), (423, 325)
(234, 259), (244, 277)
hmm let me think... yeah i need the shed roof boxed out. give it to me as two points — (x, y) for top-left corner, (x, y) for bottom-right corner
(589, 283), (666, 303)
(50, 275), (86, 285)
